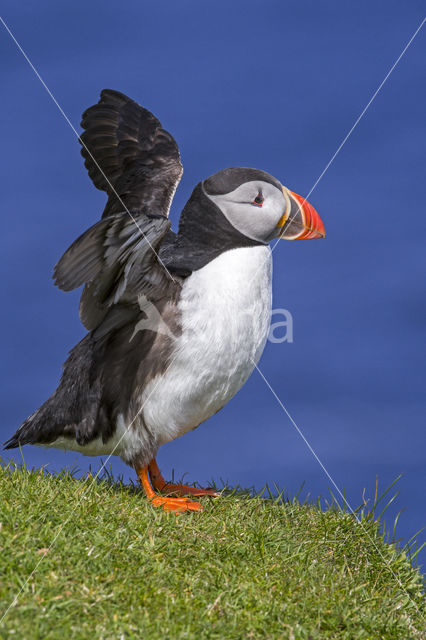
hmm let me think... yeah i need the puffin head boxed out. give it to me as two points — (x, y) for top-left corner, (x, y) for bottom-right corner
(170, 167), (325, 276)
(203, 167), (325, 243)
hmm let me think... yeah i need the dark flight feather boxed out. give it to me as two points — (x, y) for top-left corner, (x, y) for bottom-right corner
(80, 89), (183, 218)
(53, 212), (178, 330)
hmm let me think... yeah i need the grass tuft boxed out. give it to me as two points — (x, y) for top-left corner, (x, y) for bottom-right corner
(0, 459), (424, 639)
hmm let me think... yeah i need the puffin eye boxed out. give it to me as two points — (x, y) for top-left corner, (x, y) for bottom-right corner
(252, 192), (264, 207)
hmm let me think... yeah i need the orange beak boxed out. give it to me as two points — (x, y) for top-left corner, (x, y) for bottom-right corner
(277, 188), (325, 240)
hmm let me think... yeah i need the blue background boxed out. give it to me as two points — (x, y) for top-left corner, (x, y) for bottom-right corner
(1, 2), (425, 568)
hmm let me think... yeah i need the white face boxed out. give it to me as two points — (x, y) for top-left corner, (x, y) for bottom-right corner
(204, 180), (288, 244)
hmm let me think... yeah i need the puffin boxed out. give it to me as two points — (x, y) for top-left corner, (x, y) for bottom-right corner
(4, 89), (325, 512)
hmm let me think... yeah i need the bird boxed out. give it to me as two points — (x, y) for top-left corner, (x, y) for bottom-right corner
(4, 89), (325, 512)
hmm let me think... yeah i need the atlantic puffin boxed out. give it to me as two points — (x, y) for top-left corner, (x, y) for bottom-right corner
(4, 90), (325, 512)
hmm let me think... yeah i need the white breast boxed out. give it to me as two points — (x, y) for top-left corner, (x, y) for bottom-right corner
(141, 245), (272, 444)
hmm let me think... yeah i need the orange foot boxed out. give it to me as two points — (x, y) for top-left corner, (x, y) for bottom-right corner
(149, 495), (203, 512)
(137, 464), (203, 513)
(148, 458), (220, 497)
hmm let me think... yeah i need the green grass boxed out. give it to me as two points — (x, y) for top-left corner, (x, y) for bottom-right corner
(0, 459), (424, 639)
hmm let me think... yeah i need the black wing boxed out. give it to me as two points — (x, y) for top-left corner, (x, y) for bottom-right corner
(4, 91), (184, 453)
(53, 213), (178, 330)
(54, 90), (183, 331)
(80, 89), (183, 218)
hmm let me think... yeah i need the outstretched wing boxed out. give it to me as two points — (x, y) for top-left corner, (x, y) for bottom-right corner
(54, 90), (183, 331)
(80, 89), (183, 218)
(54, 212), (179, 330)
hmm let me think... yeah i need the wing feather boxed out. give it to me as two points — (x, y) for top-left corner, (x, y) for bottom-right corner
(54, 89), (183, 331)
(54, 214), (177, 330)
(79, 89), (183, 218)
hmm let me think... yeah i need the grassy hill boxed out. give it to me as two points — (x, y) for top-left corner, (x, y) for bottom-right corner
(0, 459), (424, 639)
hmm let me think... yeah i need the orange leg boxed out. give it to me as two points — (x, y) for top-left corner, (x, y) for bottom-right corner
(148, 458), (220, 498)
(137, 465), (203, 512)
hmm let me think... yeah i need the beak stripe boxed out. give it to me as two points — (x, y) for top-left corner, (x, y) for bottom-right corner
(277, 188), (292, 228)
(288, 190), (326, 240)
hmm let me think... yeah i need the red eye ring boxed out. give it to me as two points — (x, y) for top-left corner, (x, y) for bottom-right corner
(252, 193), (264, 206)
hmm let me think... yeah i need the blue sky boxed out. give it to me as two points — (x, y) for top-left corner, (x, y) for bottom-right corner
(1, 2), (425, 566)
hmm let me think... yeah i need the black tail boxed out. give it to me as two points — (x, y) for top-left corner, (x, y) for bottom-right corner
(3, 334), (105, 450)
(4, 411), (41, 449)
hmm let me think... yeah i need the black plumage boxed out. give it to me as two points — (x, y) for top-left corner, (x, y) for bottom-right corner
(80, 89), (183, 218)
(4, 90), (185, 459)
(160, 182), (264, 277)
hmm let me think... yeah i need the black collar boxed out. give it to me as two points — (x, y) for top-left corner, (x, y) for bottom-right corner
(160, 182), (264, 277)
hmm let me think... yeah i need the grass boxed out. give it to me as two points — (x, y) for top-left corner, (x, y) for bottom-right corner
(0, 459), (424, 639)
